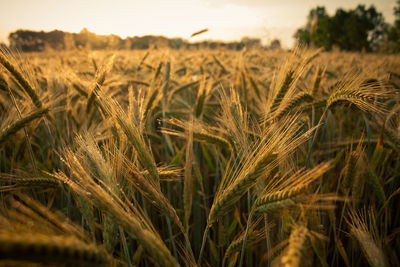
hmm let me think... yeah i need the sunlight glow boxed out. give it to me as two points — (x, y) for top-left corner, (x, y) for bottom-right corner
(0, 0), (395, 48)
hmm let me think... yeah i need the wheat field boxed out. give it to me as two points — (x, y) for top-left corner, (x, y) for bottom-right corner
(0, 46), (399, 266)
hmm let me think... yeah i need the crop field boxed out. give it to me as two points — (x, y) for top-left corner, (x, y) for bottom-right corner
(0, 47), (399, 266)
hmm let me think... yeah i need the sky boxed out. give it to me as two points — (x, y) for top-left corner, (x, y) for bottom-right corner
(0, 0), (397, 48)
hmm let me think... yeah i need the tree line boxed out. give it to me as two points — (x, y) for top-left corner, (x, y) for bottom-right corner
(295, 2), (400, 52)
(4, 28), (276, 52)
(4, 2), (400, 53)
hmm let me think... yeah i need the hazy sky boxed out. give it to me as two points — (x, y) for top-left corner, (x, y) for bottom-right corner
(0, 0), (396, 48)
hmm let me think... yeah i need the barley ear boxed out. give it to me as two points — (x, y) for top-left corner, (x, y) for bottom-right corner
(0, 107), (49, 146)
(0, 51), (42, 108)
(281, 225), (309, 267)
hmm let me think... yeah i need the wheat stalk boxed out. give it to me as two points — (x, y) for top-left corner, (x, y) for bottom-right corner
(347, 209), (387, 267)
(281, 225), (309, 267)
(86, 55), (114, 114)
(0, 232), (109, 266)
(53, 149), (179, 266)
(0, 50), (42, 108)
(96, 91), (160, 186)
(0, 107), (49, 146)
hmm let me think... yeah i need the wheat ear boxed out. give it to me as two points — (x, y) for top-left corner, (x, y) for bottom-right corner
(0, 232), (108, 266)
(0, 107), (49, 146)
(281, 225), (309, 267)
(0, 51), (42, 108)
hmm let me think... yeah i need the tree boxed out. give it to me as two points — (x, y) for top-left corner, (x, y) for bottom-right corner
(295, 5), (387, 52)
(241, 37), (262, 48)
(294, 7), (329, 48)
(9, 30), (72, 51)
(387, 0), (400, 52)
(270, 39), (281, 50)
